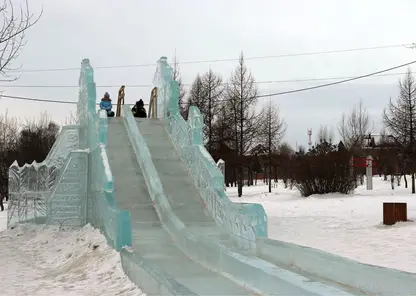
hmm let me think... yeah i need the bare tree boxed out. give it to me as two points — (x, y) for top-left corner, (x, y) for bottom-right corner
(226, 52), (259, 197)
(18, 112), (59, 165)
(0, 0), (42, 79)
(317, 125), (335, 145)
(65, 110), (78, 125)
(383, 68), (416, 193)
(0, 110), (18, 211)
(259, 100), (286, 192)
(0, 110), (59, 211)
(186, 74), (204, 115)
(200, 69), (224, 152)
(338, 100), (370, 149)
(211, 104), (234, 151)
(187, 71), (224, 150)
(171, 52), (186, 118)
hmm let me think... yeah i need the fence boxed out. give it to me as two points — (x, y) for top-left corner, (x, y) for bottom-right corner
(7, 162), (56, 226)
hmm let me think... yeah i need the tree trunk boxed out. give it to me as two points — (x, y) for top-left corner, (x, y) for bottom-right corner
(238, 93), (244, 197)
(391, 175), (394, 190)
(247, 167), (251, 186)
(274, 166), (278, 182)
(412, 173), (415, 194)
(268, 159), (272, 193)
(208, 86), (212, 154)
(238, 166), (243, 197)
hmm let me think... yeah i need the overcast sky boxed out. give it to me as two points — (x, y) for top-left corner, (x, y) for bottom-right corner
(2, 0), (416, 148)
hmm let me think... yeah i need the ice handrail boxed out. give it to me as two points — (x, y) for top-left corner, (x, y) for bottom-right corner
(78, 58), (132, 250)
(153, 57), (268, 245)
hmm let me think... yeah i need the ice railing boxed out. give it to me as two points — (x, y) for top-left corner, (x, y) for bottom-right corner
(78, 59), (132, 250)
(153, 57), (268, 245)
(79, 59), (189, 295)
(7, 162), (57, 226)
(7, 121), (79, 227)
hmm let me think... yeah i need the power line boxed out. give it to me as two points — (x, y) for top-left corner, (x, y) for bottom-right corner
(0, 84), (153, 88)
(0, 71), (410, 89)
(0, 94), (140, 106)
(0, 95), (77, 104)
(9, 42), (413, 73)
(1, 59), (415, 105)
(257, 60), (416, 98)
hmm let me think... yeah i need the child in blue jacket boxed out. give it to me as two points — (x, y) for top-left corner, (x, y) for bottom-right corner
(99, 92), (115, 117)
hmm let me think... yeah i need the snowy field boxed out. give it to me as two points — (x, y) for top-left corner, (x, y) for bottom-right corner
(0, 204), (144, 296)
(228, 177), (416, 273)
(2, 176), (415, 296)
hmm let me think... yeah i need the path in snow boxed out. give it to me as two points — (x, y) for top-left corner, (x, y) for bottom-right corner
(229, 177), (416, 273)
(0, 207), (144, 296)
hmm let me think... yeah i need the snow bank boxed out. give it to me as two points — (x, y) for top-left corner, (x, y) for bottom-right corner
(228, 178), (416, 273)
(0, 221), (144, 296)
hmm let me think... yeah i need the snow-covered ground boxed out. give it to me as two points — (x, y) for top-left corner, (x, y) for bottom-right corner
(0, 204), (144, 296)
(2, 175), (414, 295)
(228, 177), (416, 273)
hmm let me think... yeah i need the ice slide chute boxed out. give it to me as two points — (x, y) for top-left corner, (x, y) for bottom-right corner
(6, 57), (384, 295)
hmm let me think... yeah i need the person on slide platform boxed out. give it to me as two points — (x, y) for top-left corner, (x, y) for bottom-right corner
(99, 92), (115, 117)
(131, 99), (147, 118)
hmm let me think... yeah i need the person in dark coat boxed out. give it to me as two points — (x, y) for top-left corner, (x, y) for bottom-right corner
(132, 99), (147, 118)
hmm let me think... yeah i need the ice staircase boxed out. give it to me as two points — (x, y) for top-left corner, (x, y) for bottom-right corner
(7, 57), (416, 296)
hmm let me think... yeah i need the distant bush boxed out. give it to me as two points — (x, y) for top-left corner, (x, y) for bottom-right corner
(292, 141), (356, 197)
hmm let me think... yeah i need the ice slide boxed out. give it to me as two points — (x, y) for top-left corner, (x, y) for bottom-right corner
(100, 57), (359, 295)
(10, 56), (404, 295)
(107, 114), (358, 295)
(106, 118), (250, 295)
